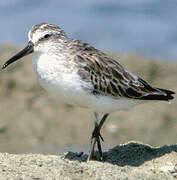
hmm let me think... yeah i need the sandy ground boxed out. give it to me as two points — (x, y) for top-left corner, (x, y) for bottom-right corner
(0, 44), (176, 155)
(0, 142), (176, 180)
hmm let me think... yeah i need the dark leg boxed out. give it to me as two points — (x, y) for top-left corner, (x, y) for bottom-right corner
(95, 113), (109, 158)
(87, 112), (99, 160)
(87, 113), (109, 161)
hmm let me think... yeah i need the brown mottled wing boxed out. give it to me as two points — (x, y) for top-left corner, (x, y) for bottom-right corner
(73, 41), (174, 100)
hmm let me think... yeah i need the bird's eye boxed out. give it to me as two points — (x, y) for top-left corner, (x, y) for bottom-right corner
(44, 34), (51, 39)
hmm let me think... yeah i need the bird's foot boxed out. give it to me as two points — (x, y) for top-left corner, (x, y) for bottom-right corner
(87, 126), (104, 161)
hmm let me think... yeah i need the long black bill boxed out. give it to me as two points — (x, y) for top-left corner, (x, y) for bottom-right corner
(2, 41), (34, 69)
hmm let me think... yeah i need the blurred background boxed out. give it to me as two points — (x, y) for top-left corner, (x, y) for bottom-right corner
(1, 0), (177, 60)
(0, 0), (176, 155)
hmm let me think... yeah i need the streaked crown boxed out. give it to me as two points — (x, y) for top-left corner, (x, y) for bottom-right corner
(28, 23), (68, 52)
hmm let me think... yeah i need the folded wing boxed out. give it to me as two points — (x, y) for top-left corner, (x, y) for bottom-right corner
(73, 41), (175, 101)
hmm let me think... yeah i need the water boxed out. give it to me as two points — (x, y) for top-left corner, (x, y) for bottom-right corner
(0, 0), (177, 61)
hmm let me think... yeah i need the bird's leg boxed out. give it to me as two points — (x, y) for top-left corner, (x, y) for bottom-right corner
(87, 112), (99, 161)
(95, 113), (109, 159)
(87, 113), (109, 161)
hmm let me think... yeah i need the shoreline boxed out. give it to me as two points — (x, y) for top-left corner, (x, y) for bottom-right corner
(0, 142), (176, 179)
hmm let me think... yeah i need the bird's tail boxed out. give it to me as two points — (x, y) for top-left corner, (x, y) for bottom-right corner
(140, 88), (175, 101)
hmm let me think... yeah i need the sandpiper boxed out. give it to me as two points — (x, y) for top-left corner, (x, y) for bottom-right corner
(2, 23), (175, 161)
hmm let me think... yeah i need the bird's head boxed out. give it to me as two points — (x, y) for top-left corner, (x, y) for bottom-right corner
(2, 23), (68, 69)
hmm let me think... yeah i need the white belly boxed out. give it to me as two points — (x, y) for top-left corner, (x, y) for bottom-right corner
(33, 54), (90, 106)
(33, 54), (139, 113)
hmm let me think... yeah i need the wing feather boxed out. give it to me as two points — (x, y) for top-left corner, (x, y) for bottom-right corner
(72, 40), (175, 100)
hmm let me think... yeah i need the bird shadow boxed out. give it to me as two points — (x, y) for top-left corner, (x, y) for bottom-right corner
(64, 141), (177, 167)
